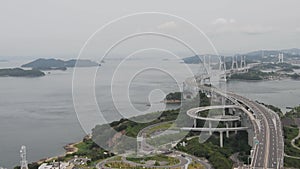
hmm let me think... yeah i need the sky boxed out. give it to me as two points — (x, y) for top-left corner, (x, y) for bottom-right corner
(0, 0), (300, 59)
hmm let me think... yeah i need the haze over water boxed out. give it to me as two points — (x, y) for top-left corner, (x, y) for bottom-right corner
(0, 58), (299, 168)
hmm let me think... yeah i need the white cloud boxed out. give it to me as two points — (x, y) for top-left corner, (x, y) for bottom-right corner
(212, 18), (236, 25)
(212, 18), (273, 35)
(157, 21), (178, 30)
(240, 25), (273, 35)
(296, 27), (300, 32)
(212, 18), (228, 25)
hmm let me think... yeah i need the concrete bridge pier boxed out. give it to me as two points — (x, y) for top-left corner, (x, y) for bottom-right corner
(220, 131), (224, 147)
(221, 97), (226, 116)
(137, 136), (143, 155)
(194, 119), (197, 128)
(228, 108), (233, 115)
(209, 121), (212, 135)
(226, 122), (229, 138)
(234, 122), (238, 134)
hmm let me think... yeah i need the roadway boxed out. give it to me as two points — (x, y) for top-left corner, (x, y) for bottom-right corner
(137, 122), (212, 169)
(227, 93), (284, 169)
(185, 79), (284, 168)
(186, 105), (241, 121)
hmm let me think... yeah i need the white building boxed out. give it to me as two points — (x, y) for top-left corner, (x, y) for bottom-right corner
(38, 161), (69, 169)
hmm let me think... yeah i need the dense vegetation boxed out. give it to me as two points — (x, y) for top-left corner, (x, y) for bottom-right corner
(92, 109), (180, 148)
(283, 127), (300, 156)
(165, 92), (181, 101)
(289, 73), (300, 79)
(126, 154), (180, 166)
(225, 62), (300, 81)
(176, 131), (251, 169)
(72, 139), (113, 161)
(253, 62), (300, 71)
(281, 105), (300, 128)
(284, 157), (300, 168)
(229, 69), (278, 80)
(283, 126), (300, 168)
(21, 58), (100, 70)
(285, 105), (300, 118)
(0, 68), (45, 77)
(182, 55), (202, 64)
(257, 101), (283, 118)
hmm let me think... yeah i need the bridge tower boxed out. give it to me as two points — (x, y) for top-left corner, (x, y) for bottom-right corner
(231, 55), (238, 70)
(203, 55), (211, 84)
(240, 56), (246, 68)
(278, 53), (284, 63)
(20, 146), (28, 169)
(207, 55), (211, 74)
(219, 56), (227, 81)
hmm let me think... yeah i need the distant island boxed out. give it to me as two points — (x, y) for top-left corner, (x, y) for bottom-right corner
(182, 49), (300, 81)
(164, 92), (181, 104)
(228, 63), (300, 81)
(182, 55), (202, 64)
(22, 58), (100, 71)
(182, 48), (300, 64)
(0, 68), (45, 77)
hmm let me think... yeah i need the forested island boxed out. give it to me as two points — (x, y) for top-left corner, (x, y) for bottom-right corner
(229, 70), (278, 81)
(0, 68), (45, 77)
(228, 63), (300, 81)
(164, 92), (181, 104)
(22, 58), (100, 71)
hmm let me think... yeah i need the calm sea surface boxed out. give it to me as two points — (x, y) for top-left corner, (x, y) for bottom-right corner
(0, 58), (299, 168)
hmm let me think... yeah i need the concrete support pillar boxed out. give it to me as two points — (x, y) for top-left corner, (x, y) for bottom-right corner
(137, 136), (143, 155)
(226, 123), (229, 138)
(209, 121), (212, 135)
(220, 131), (223, 148)
(221, 97), (225, 116)
(194, 119), (197, 128)
(234, 122), (238, 134)
(229, 108), (233, 115)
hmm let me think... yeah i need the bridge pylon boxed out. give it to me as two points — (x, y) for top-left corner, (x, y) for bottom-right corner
(219, 56), (227, 81)
(278, 53), (284, 63)
(240, 56), (246, 68)
(231, 55), (238, 70)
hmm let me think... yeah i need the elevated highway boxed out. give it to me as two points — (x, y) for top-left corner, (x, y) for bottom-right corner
(205, 88), (283, 168)
(183, 77), (284, 168)
(227, 93), (284, 169)
(186, 105), (241, 122)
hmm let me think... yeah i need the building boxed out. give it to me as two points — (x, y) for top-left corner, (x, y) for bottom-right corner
(38, 161), (70, 169)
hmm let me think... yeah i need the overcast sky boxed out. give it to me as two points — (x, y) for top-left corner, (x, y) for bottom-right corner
(1, 0), (300, 58)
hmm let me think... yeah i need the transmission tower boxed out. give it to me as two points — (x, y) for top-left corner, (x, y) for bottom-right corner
(20, 146), (29, 169)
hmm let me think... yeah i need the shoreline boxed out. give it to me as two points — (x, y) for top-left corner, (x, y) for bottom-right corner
(35, 141), (81, 165)
(34, 135), (92, 165)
